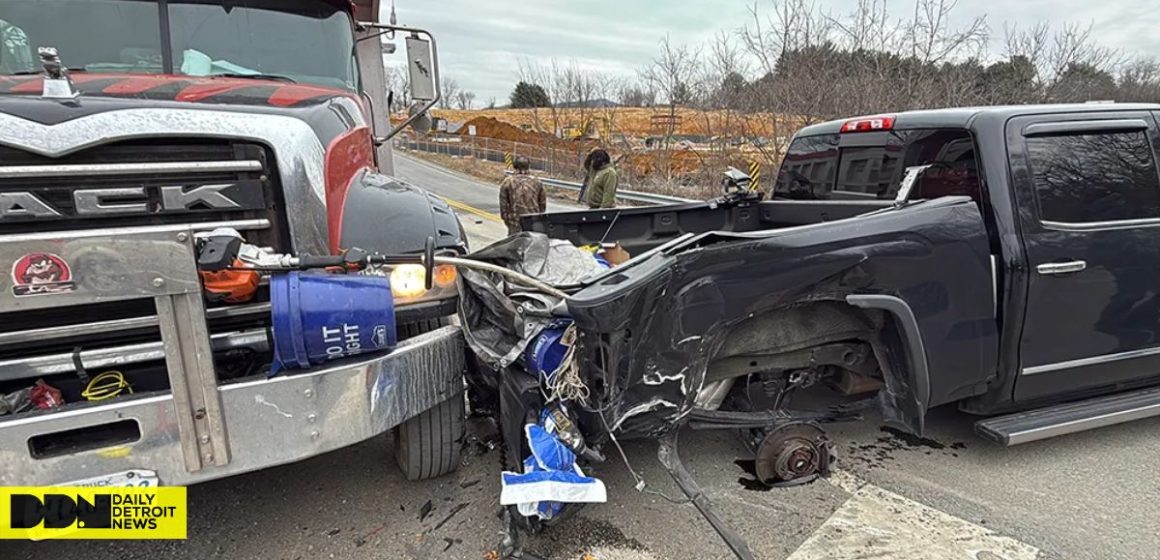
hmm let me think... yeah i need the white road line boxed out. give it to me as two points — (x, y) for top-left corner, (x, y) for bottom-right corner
(787, 469), (1041, 560)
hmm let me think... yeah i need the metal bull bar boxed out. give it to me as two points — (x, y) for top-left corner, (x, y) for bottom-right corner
(0, 222), (242, 473)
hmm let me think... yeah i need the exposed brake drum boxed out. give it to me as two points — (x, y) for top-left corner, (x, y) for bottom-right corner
(754, 422), (832, 487)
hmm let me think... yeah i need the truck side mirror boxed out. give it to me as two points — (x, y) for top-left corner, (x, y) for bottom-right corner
(405, 35), (436, 104)
(357, 23), (442, 141)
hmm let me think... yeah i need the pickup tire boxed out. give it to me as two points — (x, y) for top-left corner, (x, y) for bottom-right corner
(393, 316), (465, 481)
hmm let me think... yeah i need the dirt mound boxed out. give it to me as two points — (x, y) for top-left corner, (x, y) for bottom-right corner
(458, 116), (560, 145)
(622, 150), (704, 177)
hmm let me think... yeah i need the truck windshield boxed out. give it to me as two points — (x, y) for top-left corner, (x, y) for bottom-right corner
(0, 0), (358, 90)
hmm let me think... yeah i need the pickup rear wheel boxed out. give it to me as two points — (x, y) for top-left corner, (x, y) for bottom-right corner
(392, 317), (465, 481)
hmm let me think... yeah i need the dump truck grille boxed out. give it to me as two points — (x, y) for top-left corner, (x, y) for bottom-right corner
(0, 139), (289, 249)
(0, 139), (289, 383)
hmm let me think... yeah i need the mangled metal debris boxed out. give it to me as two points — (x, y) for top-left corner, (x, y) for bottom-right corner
(458, 233), (851, 559)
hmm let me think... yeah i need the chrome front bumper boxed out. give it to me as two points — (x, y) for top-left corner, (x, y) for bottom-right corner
(0, 325), (465, 487)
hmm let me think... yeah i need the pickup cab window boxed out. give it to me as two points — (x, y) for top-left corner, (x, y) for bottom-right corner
(1026, 130), (1160, 224)
(775, 129), (982, 204)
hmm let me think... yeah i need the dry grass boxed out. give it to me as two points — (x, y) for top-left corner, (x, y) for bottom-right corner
(431, 107), (804, 139)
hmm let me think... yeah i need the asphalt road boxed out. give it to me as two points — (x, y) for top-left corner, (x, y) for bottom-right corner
(392, 151), (579, 249)
(12, 154), (1158, 560)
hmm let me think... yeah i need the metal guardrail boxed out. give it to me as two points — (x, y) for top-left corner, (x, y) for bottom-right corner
(509, 172), (698, 206)
(399, 137), (699, 206)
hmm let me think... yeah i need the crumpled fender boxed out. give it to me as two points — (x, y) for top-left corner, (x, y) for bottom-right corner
(847, 295), (930, 435)
(339, 170), (467, 254)
(567, 197), (997, 438)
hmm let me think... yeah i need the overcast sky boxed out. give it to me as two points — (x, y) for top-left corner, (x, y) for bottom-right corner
(381, 0), (1160, 105)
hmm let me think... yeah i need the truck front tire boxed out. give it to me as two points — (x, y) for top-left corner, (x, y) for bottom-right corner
(392, 317), (465, 481)
(393, 390), (465, 481)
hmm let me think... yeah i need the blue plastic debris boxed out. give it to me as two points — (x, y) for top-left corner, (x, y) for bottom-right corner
(499, 417), (607, 520)
(523, 323), (571, 381)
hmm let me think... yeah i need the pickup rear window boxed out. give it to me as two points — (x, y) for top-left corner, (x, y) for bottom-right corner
(775, 129), (982, 203)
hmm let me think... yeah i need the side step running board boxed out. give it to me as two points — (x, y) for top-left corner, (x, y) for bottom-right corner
(976, 385), (1160, 446)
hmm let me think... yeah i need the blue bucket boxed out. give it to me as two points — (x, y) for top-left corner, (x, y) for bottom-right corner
(524, 322), (572, 380)
(270, 272), (397, 374)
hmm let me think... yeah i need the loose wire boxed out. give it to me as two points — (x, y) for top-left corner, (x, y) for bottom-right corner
(82, 371), (133, 401)
(598, 408), (691, 505)
(544, 324), (590, 404)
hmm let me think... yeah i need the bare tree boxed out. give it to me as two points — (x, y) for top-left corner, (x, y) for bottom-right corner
(438, 77), (460, 109)
(384, 65), (411, 112)
(693, 31), (754, 158)
(455, 90), (476, 110)
(640, 35), (700, 153)
(1117, 58), (1160, 102)
(1005, 22), (1123, 102)
(1044, 24), (1122, 101)
(593, 73), (628, 147)
(618, 81), (655, 107)
(561, 61), (600, 135)
(739, 0), (834, 162)
(517, 58), (567, 134)
(902, 0), (988, 107)
(565, 0), (1154, 192)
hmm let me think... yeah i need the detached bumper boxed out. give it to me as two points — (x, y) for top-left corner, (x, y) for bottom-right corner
(0, 325), (465, 487)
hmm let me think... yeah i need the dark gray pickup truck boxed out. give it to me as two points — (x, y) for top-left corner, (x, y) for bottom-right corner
(526, 103), (1160, 466)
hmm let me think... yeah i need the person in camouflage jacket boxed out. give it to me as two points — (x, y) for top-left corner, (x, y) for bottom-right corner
(499, 156), (547, 234)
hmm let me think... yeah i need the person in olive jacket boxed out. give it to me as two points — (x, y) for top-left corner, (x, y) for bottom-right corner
(585, 149), (619, 209)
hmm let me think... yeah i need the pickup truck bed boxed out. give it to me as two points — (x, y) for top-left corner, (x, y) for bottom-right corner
(524, 103), (1160, 445)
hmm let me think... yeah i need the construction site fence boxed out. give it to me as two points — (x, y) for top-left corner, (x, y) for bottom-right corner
(395, 135), (589, 181)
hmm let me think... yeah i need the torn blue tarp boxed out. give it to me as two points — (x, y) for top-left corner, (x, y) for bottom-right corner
(500, 423), (607, 520)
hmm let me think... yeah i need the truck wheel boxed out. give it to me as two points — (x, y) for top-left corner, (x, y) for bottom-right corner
(394, 391), (465, 481)
(393, 316), (464, 481)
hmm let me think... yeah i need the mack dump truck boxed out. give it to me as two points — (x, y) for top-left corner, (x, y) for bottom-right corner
(0, 0), (469, 486)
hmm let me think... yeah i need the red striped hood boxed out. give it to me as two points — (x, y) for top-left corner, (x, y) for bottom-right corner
(0, 73), (356, 108)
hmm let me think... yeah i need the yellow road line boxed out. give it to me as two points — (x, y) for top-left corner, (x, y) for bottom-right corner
(441, 196), (504, 224)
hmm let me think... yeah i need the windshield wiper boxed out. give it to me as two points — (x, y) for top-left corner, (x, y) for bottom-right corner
(211, 73), (297, 84)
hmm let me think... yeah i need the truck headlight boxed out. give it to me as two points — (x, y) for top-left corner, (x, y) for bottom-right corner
(389, 264), (458, 301)
(390, 264), (428, 299)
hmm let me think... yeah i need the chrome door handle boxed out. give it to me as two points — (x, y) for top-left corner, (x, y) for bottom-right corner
(1037, 261), (1087, 275)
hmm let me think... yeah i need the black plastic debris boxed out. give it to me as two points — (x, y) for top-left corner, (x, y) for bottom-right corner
(430, 502), (470, 533)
